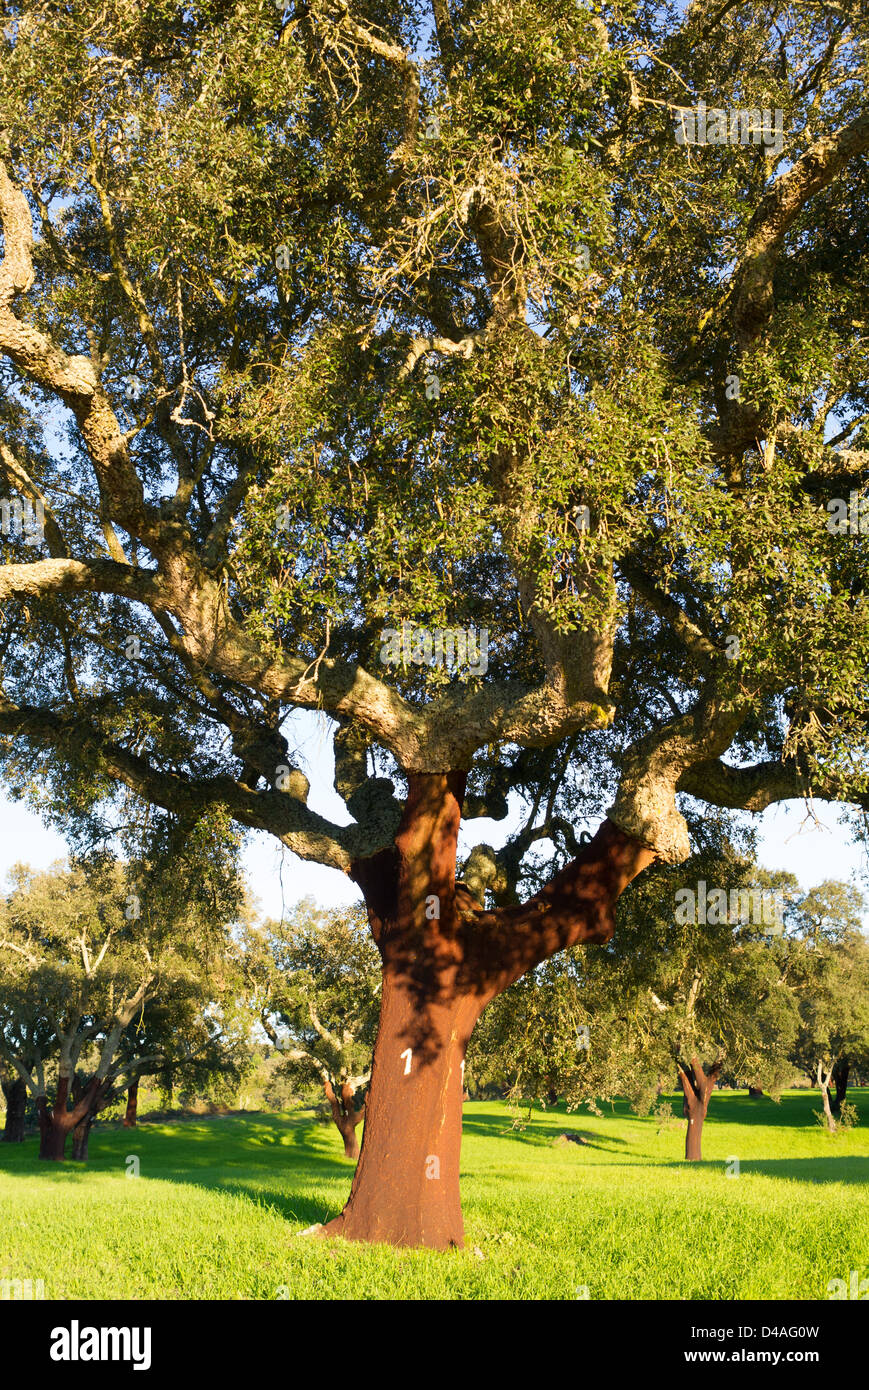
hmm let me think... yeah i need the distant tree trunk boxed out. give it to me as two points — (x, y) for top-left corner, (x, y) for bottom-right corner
(1, 1077), (27, 1142)
(123, 1080), (139, 1128)
(547, 1086), (559, 1106)
(748, 1086), (763, 1098)
(324, 1079), (365, 1159)
(678, 1057), (721, 1161)
(71, 1111), (95, 1161)
(71, 1076), (111, 1162)
(831, 1057), (849, 1116)
(817, 1061), (837, 1132)
(37, 1075), (100, 1161)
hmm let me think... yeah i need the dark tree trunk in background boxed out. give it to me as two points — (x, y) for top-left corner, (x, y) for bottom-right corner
(37, 1075), (100, 1161)
(70, 1076), (112, 1160)
(547, 1086), (559, 1106)
(748, 1086), (764, 1098)
(831, 1057), (849, 1116)
(324, 1079), (365, 1159)
(678, 1057), (721, 1161)
(320, 773), (656, 1249)
(71, 1112), (95, 1161)
(123, 1080), (139, 1128)
(1, 1078), (27, 1142)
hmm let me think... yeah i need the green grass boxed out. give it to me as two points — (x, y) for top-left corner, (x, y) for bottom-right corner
(1, 1091), (867, 1300)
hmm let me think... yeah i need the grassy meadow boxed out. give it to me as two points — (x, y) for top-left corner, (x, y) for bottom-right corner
(1, 1091), (867, 1301)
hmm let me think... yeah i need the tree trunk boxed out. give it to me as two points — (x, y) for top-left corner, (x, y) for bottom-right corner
(324, 971), (479, 1246)
(123, 1080), (139, 1128)
(71, 1076), (113, 1160)
(1, 1077), (27, 1142)
(818, 1062), (837, 1132)
(748, 1086), (763, 1098)
(71, 1113), (95, 1161)
(678, 1057), (721, 1161)
(320, 772), (656, 1249)
(38, 1106), (71, 1160)
(324, 1079), (364, 1159)
(37, 1075), (100, 1161)
(831, 1057), (848, 1116)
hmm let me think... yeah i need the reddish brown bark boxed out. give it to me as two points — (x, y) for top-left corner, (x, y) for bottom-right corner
(678, 1057), (721, 1161)
(71, 1113), (93, 1161)
(123, 1080), (139, 1128)
(321, 771), (656, 1249)
(37, 1075), (101, 1162)
(324, 1079), (364, 1159)
(72, 1076), (115, 1160)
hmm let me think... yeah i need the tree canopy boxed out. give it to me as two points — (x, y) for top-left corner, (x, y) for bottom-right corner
(0, 1), (868, 874)
(2, 0), (869, 1246)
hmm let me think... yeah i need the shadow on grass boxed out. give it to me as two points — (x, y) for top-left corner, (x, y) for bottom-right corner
(646, 1155), (869, 1184)
(461, 1110), (629, 1151)
(205, 1180), (341, 1227)
(703, 1093), (861, 1129)
(0, 1116), (355, 1232)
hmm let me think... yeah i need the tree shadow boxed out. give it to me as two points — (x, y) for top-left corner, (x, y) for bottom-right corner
(0, 1112), (358, 1225)
(461, 1110), (629, 1150)
(704, 1093), (847, 1129)
(650, 1156), (869, 1184)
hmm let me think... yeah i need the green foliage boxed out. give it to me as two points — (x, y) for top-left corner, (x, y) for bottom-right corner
(240, 898), (380, 1095)
(1, 1), (869, 861)
(0, 852), (249, 1113)
(471, 840), (866, 1115)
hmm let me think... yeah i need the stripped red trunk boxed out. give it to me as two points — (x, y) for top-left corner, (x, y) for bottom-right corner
(679, 1057), (721, 1161)
(324, 1080), (364, 1159)
(325, 971), (480, 1245)
(123, 1080), (139, 1128)
(321, 772), (655, 1249)
(37, 1075), (100, 1161)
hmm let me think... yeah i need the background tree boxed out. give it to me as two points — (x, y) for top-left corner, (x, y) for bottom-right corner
(66, 964), (252, 1157)
(790, 887), (869, 1132)
(243, 899), (380, 1157)
(0, 834), (242, 1159)
(790, 880), (869, 1118)
(2, 1), (869, 1243)
(472, 829), (808, 1160)
(1, 1061), (28, 1142)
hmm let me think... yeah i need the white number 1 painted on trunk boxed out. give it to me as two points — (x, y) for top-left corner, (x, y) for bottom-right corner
(400, 1048), (413, 1075)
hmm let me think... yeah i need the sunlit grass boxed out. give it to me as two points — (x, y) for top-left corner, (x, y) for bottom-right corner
(1, 1091), (866, 1300)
